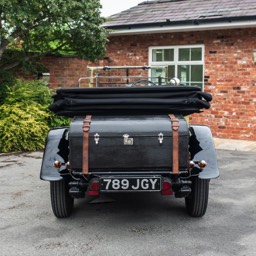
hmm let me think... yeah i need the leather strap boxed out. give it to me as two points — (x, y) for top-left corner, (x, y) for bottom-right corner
(168, 114), (179, 175)
(82, 115), (92, 174)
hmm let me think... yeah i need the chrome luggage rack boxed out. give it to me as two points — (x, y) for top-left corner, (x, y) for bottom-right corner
(78, 65), (174, 88)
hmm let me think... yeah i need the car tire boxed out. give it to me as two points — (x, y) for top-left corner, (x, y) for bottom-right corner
(50, 179), (74, 218)
(185, 177), (209, 217)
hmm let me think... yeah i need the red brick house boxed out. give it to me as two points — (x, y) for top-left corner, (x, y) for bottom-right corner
(44, 0), (256, 141)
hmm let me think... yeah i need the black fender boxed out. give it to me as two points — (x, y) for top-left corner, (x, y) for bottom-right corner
(189, 125), (219, 179)
(40, 128), (69, 181)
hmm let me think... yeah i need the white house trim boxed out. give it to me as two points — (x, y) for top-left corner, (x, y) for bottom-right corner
(108, 21), (256, 36)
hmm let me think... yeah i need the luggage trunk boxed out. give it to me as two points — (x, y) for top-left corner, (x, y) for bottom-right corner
(69, 115), (189, 172)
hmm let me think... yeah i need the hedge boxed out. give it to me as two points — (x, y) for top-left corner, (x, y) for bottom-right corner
(0, 79), (70, 153)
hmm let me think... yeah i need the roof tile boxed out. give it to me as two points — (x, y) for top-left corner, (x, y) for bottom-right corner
(104, 0), (256, 28)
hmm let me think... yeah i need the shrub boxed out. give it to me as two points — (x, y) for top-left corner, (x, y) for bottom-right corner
(0, 103), (49, 152)
(48, 114), (70, 128)
(0, 79), (70, 152)
(0, 70), (16, 105)
(4, 79), (53, 106)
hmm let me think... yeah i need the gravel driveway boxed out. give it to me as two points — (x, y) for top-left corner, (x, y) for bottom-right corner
(0, 149), (255, 256)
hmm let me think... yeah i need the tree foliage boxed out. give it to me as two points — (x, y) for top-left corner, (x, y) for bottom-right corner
(0, 0), (107, 73)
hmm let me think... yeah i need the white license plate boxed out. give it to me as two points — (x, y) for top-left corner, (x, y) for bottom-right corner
(100, 177), (161, 192)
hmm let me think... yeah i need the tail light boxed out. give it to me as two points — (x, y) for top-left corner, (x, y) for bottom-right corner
(161, 181), (173, 195)
(198, 160), (207, 169)
(87, 180), (100, 196)
(189, 161), (195, 169)
(53, 160), (62, 168)
(188, 160), (207, 170)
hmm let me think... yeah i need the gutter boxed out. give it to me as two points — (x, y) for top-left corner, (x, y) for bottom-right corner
(105, 16), (256, 36)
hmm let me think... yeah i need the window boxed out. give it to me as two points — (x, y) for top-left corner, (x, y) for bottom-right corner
(149, 45), (204, 88)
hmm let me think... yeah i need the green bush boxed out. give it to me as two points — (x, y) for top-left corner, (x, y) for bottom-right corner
(0, 79), (70, 153)
(4, 79), (52, 106)
(0, 70), (16, 105)
(48, 114), (70, 128)
(0, 103), (49, 152)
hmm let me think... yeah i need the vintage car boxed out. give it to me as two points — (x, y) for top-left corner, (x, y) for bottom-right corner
(40, 67), (219, 218)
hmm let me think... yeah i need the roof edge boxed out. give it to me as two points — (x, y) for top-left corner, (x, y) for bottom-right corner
(107, 20), (256, 36)
(104, 15), (256, 30)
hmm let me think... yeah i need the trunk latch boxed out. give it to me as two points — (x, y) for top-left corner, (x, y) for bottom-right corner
(94, 133), (100, 144)
(123, 134), (133, 145)
(158, 133), (164, 144)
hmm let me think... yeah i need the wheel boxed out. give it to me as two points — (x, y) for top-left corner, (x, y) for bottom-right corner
(185, 178), (209, 217)
(50, 179), (74, 218)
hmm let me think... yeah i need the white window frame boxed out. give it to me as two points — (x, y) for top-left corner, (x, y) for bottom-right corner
(148, 45), (205, 89)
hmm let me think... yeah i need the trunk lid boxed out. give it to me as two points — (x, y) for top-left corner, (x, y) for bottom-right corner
(69, 115), (189, 171)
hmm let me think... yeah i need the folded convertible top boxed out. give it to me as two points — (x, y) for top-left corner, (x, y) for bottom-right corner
(49, 86), (212, 117)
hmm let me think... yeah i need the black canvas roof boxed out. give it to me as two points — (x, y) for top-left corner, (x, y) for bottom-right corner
(49, 86), (212, 117)
(104, 0), (256, 29)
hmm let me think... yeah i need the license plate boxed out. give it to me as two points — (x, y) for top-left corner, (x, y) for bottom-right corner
(100, 177), (161, 192)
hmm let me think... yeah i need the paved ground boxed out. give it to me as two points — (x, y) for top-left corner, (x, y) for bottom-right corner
(0, 148), (256, 256)
(214, 138), (256, 152)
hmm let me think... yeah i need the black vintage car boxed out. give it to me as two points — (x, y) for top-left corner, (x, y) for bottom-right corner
(40, 69), (219, 218)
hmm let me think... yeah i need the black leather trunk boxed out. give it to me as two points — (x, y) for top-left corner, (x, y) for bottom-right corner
(69, 115), (189, 172)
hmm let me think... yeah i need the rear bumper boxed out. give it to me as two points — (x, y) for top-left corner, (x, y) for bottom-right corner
(68, 175), (192, 199)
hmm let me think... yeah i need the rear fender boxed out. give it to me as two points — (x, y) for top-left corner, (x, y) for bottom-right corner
(40, 128), (69, 181)
(189, 125), (219, 179)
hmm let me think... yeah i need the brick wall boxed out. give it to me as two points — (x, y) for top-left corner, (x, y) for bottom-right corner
(43, 28), (256, 140)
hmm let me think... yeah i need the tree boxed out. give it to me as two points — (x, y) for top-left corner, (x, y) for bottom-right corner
(0, 0), (107, 73)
